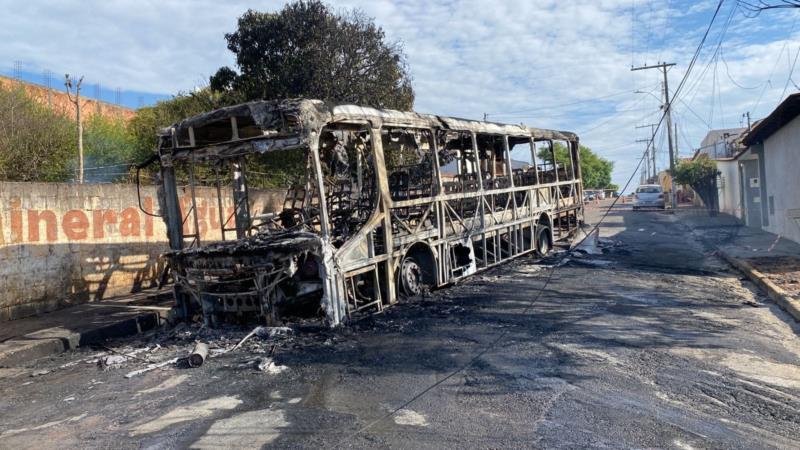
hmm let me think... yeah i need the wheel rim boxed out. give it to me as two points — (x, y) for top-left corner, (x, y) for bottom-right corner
(400, 258), (422, 296)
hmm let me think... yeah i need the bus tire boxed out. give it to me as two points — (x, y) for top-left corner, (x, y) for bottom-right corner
(399, 256), (424, 297)
(536, 225), (551, 257)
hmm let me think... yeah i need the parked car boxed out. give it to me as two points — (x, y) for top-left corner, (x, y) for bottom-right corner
(632, 184), (666, 210)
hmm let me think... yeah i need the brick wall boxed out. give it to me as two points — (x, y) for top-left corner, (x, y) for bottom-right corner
(0, 75), (136, 122)
(0, 182), (285, 321)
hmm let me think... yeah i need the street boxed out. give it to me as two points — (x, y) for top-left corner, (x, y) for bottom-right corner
(1, 202), (799, 449)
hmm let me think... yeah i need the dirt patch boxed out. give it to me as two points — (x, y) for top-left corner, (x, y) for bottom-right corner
(747, 256), (800, 298)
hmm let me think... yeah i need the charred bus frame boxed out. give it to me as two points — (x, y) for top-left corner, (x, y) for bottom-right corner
(148, 99), (583, 327)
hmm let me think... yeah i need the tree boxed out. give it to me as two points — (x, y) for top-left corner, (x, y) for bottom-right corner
(0, 85), (75, 181)
(672, 156), (719, 215)
(209, 1), (414, 110)
(538, 143), (614, 189)
(82, 114), (138, 183)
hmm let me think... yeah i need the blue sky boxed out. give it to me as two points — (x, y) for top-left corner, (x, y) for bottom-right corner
(1, 0), (799, 189)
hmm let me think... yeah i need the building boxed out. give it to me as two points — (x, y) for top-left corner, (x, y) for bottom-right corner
(692, 127), (747, 215)
(741, 93), (800, 244)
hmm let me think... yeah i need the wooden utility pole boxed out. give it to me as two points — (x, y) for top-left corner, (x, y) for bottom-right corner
(631, 62), (676, 209)
(65, 74), (85, 184)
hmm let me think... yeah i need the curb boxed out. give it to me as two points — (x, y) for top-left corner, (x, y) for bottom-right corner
(0, 311), (165, 367)
(718, 250), (800, 323)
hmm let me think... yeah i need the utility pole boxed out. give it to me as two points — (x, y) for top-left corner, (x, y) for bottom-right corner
(631, 62), (676, 209)
(674, 122), (679, 160)
(636, 138), (652, 181)
(636, 123), (658, 181)
(743, 111), (751, 131)
(65, 74), (85, 184)
(635, 139), (652, 182)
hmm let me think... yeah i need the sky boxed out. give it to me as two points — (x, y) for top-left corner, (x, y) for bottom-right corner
(1, 0), (799, 189)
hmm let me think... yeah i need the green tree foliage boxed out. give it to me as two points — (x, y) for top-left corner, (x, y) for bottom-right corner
(82, 114), (138, 182)
(210, 1), (414, 110)
(0, 85), (75, 181)
(672, 156), (719, 214)
(671, 156), (718, 186)
(538, 143), (614, 189)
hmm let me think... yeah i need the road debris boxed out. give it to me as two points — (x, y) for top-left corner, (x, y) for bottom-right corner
(256, 357), (288, 374)
(99, 355), (128, 369)
(188, 343), (209, 368)
(230, 326), (294, 353)
(124, 357), (180, 379)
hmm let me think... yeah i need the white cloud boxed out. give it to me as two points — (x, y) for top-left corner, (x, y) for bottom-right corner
(1, 0), (798, 187)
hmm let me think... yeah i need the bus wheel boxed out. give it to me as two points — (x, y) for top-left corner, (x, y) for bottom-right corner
(400, 257), (423, 297)
(536, 225), (551, 257)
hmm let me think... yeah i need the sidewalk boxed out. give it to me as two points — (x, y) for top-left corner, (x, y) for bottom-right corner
(678, 208), (800, 323)
(0, 289), (173, 367)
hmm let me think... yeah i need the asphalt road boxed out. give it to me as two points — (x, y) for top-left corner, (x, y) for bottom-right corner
(1, 202), (800, 449)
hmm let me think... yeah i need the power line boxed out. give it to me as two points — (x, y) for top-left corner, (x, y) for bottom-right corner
(779, 46), (800, 101)
(677, 97), (713, 129)
(752, 13), (799, 113)
(720, 46), (764, 90)
(680, 1), (737, 108)
(492, 105), (654, 121)
(486, 88), (641, 117)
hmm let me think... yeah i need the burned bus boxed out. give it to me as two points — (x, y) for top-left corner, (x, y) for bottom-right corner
(147, 99), (583, 327)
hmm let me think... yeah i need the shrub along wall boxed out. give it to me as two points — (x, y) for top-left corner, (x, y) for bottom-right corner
(0, 182), (284, 321)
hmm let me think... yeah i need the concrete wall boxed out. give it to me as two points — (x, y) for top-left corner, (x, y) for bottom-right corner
(763, 115), (800, 244)
(716, 159), (743, 219)
(0, 182), (285, 321)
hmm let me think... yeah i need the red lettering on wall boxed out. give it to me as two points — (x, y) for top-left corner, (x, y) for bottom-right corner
(208, 202), (220, 229)
(197, 200), (208, 238)
(143, 197), (154, 237)
(92, 210), (117, 239)
(27, 210), (58, 242)
(120, 208), (141, 237)
(10, 198), (23, 243)
(62, 210), (90, 240)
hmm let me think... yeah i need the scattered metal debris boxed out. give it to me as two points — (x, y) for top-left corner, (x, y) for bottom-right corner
(188, 343), (209, 368)
(256, 357), (288, 375)
(125, 357), (180, 379)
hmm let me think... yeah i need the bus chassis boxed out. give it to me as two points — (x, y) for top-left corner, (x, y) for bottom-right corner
(148, 99), (583, 327)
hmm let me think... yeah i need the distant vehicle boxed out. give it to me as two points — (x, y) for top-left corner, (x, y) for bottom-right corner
(584, 192), (596, 201)
(632, 184), (665, 210)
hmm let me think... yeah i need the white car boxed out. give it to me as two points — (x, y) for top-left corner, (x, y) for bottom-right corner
(632, 184), (666, 210)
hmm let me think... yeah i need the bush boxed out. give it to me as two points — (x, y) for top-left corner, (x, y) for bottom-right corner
(0, 85), (75, 181)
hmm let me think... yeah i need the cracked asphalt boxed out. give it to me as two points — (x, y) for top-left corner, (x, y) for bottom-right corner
(1, 202), (799, 449)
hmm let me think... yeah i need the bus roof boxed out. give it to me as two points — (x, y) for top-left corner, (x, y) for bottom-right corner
(160, 98), (578, 154)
